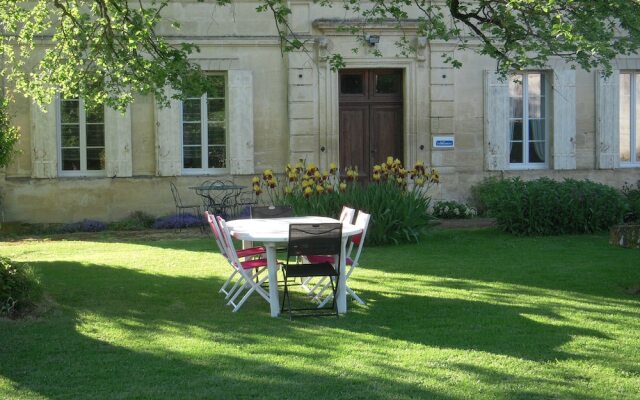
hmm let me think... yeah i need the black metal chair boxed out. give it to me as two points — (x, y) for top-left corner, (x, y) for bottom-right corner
(250, 205), (294, 219)
(280, 223), (342, 319)
(169, 182), (202, 232)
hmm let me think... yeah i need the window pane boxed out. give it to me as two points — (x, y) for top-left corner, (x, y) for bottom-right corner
(509, 75), (523, 118)
(208, 124), (225, 145)
(340, 74), (363, 94)
(375, 73), (401, 94)
(62, 148), (81, 170)
(529, 119), (545, 142)
(61, 125), (80, 147)
(528, 74), (545, 119)
(529, 142), (545, 163)
(183, 146), (202, 168)
(86, 148), (105, 170)
(86, 106), (104, 123)
(182, 99), (201, 122)
(208, 146), (226, 168)
(86, 124), (105, 147)
(510, 141), (523, 163)
(183, 123), (202, 145)
(528, 96), (544, 119)
(207, 75), (225, 98)
(620, 73), (631, 162)
(61, 100), (79, 123)
(207, 99), (225, 122)
(527, 73), (543, 97)
(510, 120), (523, 141)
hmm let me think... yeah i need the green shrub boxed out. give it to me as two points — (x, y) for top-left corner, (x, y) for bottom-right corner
(259, 158), (439, 246)
(277, 180), (434, 245)
(110, 211), (156, 231)
(622, 180), (640, 223)
(0, 257), (43, 318)
(0, 97), (20, 169)
(472, 177), (626, 235)
(432, 200), (477, 219)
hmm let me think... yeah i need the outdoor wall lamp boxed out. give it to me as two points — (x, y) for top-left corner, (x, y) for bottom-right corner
(366, 35), (380, 46)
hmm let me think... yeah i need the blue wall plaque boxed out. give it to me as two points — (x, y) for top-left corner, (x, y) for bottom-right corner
(432, 136), (455, 149)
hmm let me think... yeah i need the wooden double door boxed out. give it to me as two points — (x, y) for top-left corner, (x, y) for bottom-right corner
(339, 69), (404, 178)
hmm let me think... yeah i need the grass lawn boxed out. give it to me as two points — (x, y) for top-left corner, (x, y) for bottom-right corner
(1, 228), (639, 399)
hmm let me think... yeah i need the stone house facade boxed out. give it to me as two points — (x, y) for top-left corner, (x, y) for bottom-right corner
(1, 2), (638, 223)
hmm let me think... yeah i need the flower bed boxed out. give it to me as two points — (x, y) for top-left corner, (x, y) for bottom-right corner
(251, 157), (440, 245)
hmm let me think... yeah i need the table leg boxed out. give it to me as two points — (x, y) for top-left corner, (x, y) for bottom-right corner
(265, 244), (280, 317)
(336, 236), (348, 314)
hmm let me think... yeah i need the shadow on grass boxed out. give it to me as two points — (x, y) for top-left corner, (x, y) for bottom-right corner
(320, 289), (607, 363)
(361, 228), (640, 301)
(0, 260), (456, 399)
(0, 257), (617, 399)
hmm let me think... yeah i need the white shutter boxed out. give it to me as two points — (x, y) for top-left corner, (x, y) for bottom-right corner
(227, 70), (255, 175)
(552, 70), (577, 170)
(155, 91), (182, 176)
(595, 70), (620, 169)
(104, 105), (133, 177)
(484, 70), (509, 170)
(30, 101), (58, 178)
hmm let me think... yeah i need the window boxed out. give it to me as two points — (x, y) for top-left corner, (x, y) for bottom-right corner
(509, 72), (548, 168)
(58, 97), (105, 175)
(181, 75), (227, 172)
(619, 71), (640, 165)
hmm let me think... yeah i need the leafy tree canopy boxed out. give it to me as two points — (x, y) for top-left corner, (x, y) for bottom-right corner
(0, 0), (639, 168)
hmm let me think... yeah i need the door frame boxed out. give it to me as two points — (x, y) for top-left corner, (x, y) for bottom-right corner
(338, 69), (404, 176)
(318, 58), (428, 173)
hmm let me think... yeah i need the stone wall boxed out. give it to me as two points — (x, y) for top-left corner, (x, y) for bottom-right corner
(1, 1), (639, 223)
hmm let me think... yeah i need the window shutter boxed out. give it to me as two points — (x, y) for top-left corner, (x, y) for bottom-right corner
(552, 70), (576, 170)
(30, 101), (58, 178)
(595, 70), (620, 169)
(155, 91), (182, 176)
(228, 70), (255, 175)
(484, 70), (509, 170)
(104, 105), (133, 177)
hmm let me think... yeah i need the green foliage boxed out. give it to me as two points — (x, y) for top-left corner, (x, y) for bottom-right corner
(0, 98), (20, 169)
(109, 211), (156, 231)
(0, 257), (42, 318)
(432, 200), (477, 220)
(256, 158), (438, 245)
(622, 180), (640, 223)
(312, 0), (640, 76)
(472, 177), (626, 235)
(0, 0), (214, 112)
(276, 181), (434, 246)
(0, 0), (637, 112)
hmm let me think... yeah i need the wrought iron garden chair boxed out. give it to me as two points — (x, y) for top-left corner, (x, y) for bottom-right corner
(169, 182), (202, 232)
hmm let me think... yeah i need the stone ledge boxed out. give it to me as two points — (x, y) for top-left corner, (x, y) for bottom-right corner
(435, 218), (496, 229)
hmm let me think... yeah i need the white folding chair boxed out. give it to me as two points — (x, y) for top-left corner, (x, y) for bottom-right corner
(205, 212), (265, 300)
(216, 216), (271, 312)
(307, 210), (371, 307)
(339, 206), (356, 224)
